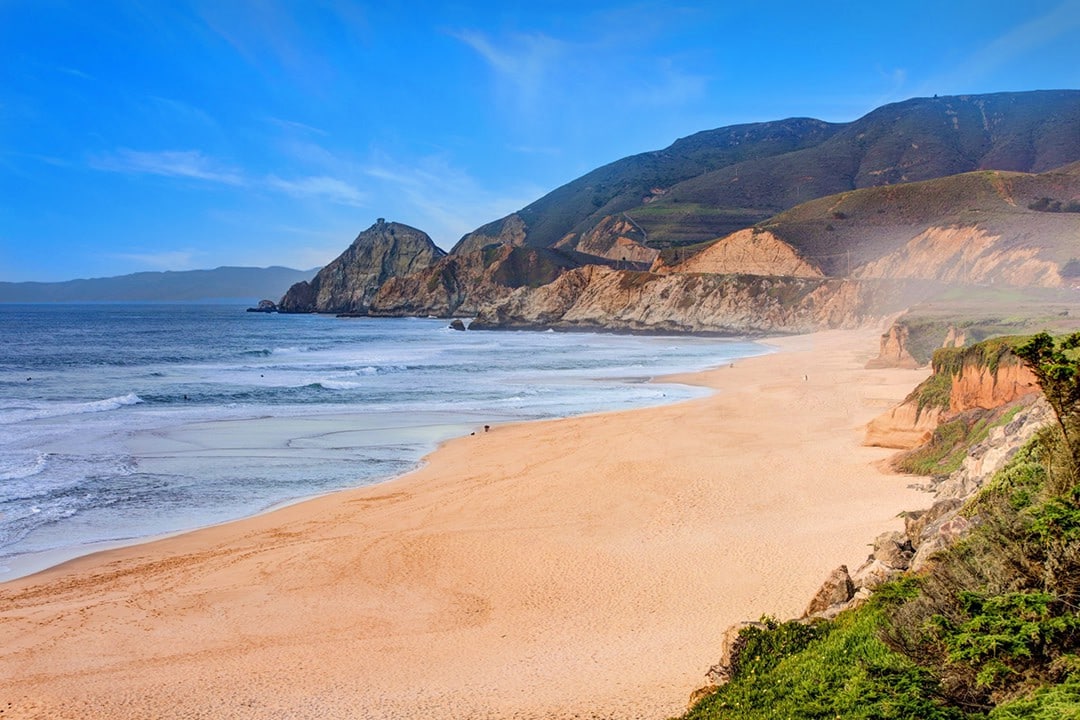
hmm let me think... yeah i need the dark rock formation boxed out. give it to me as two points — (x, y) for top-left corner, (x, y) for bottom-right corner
(278, 219), (445, 313)
(448, 319), (466, 331)
(246, 299), (278, 313)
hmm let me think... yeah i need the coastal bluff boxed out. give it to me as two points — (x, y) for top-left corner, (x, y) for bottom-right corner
(278, 219), (445, 314)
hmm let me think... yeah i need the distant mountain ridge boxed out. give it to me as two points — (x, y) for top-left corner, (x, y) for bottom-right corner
(0, 266), (318, 303)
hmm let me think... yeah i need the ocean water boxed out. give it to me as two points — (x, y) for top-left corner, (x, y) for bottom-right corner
(0, 304), (768, 578)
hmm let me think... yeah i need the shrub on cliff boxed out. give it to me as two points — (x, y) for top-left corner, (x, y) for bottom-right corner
(1015, 332), (1080, 480)
(682, 594), (960, 719)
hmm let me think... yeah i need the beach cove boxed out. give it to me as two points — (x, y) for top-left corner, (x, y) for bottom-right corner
(0, 328), (931, 719)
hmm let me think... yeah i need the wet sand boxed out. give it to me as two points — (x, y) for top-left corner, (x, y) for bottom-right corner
(0, 329), (930, 719)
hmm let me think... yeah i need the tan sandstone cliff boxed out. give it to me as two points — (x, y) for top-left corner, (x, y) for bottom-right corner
(469, 266), (912, 335)
(864, 344), (1040, 449)
(654, 228), (824, 278)
(554, 215), (659, 266)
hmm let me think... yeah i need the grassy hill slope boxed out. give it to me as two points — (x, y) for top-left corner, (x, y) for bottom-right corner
(454, 91), (1080, 257)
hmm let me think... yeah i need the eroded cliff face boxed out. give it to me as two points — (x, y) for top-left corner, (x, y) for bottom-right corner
(368, 244), (580, 318)
(470, 266), (907, 334)
(854, 225), (1063, 287)
(554, 215), (658, 266)
(279, 220), (445, 313)
(948, 359), (1039, 413)
(864, 402), (941, 449)
(864, 346), (1041, 450)
(654, 228), (824, 278)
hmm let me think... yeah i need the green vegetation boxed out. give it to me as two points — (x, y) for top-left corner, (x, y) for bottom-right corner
(682, 595), (962, 720)
(1015, 333), (1080, 473)
(897, 406), (1025, 477)
(896, 415), (987, 476)
(681, 332), (1080, 720)
(626, 204), (770, 249)
(1028, 197), (1080, 213)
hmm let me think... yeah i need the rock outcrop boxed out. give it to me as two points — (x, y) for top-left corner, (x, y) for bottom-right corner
(865, 321), (921, 369)
(279, 220), (446, 313)
(554, 214), (658, 266)
(802, 565), (856, 619)
(369, 244), (581, 318)
(864, 400), (941, 450)
(655, 228), (823, 278)
(470, 266), (914, 335)
(450, 214), (529, 256)
(246, 299), (278, 313)
(865, 343), (1041, 449)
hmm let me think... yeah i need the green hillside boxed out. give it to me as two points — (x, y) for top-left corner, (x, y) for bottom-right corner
(454, 91), (1080, 257)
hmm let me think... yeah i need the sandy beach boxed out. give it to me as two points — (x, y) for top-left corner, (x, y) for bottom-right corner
(0, 329), (930, 720)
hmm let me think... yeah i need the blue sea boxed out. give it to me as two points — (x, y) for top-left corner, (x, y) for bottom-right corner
(0, 304), (768, 578)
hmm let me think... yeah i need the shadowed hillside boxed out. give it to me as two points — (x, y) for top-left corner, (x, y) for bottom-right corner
(454, 91), (1080, 261)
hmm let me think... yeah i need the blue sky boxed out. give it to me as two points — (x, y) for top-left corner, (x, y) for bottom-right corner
(2, 1), (1079, 281)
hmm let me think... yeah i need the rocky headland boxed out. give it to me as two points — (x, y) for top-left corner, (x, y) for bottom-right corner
(276, 92), (1080, 338)
(278, 219), (445, 314)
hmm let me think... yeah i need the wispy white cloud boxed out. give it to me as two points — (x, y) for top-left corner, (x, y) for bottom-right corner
(363, 152), (543, 247)
(145, 96), (220, 130)
(90, 149), (246, 185)
(266, 116), (328, 136)
(89, 145), (371, 215)
(57, 66), (93, 80)
(450, 29), (566, 113)
(111, 250), (198, 269)
(267, 175), (367, 207)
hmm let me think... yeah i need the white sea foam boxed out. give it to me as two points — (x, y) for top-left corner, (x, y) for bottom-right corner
(0, 451), (47, 481)
(0, 393), (143, 425)
(318, 380), (363, 390)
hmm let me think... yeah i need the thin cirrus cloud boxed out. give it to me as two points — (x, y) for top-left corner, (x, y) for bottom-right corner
(923, 0), (1080, 91)
(363, 153), (543, 246)
(266, 175), (367, 207)
(89, 148), (366, 207)
(90, 149), (246, 185)
(450, 29), (566, 111)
